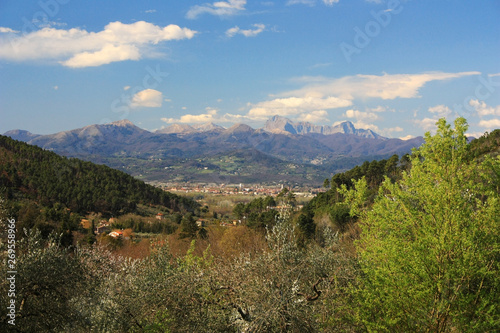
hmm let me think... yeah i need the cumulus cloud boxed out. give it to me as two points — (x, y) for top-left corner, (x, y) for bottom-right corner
(367, 105), (391, 113)
(187, 0), (246, 19)
(288, 71), (480, 100)
(414, 117), (440, 132)
(413, 105), (457, 132)
(162, 107), (258, 124)
(0, 21), (197, 67)
(469, 99), (500, 116)
(478, 118), (500, 130)
(131, 89), (163, 108)
(63, 44), (141, 68)
(248, 96), (352, 119)
(226, 24), (265, 38)
(296, 110), (329, 123)
(343, 109), (379, 122)
(162, 107), (218, 123)
(428, 104), (452, 118)
(244, 71), (478, 133)
(0, 27), (18, 33)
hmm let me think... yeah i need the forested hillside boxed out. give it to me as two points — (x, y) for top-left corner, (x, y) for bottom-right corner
(0, 134), (199, 243)
(0, 134), (198, 216)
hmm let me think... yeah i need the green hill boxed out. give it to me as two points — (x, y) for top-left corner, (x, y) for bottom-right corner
(0, 135), (199, 239)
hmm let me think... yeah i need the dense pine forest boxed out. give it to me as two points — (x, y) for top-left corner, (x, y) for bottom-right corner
(1, 119), (499, 332)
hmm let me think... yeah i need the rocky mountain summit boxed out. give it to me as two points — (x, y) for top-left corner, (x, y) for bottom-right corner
(263, 115), (382, 139)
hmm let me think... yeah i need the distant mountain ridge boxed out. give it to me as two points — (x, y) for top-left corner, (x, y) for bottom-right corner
(155, 122), (225, 134)
(3, 129), (41, 142)
(264, 115), (382, 139)
(153, 115), (382, 139)
(3, 116), (425, 185)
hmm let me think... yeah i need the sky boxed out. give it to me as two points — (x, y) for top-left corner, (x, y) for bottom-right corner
(0, 0), (499, 138)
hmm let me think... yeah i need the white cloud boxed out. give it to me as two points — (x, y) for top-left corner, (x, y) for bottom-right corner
(478, 118), (500, 129)
(123, 86), (131, 91)
(186, 0), (246, 19)
(162, 107), (218, 123)
(344, 109), (379, 122)
(338, 107), (403, 137)
(322, 0), (340, 5)
(414, 105), (457, 133)
(465, 131), (488, 139)
(145, 9), (157, 13)
(161, 107), (263, 125)
(226, 24), (265, 38)
(469, 99), (500, 116)
(377, 126), (404, 138)
(414, 117), (440, 132)
(248, 96), (352, 119)
(367, 105), (391, 113)
(400, 134), (415, 141)
(352, 120), (380, 133)
(63, 44), (141, 68)
(428, 104), (452, 118)
(387, 126), (403, 133)
(131, 89), (163, 108)
(0, 21), (197, 67)
(288, 71), (480, 100)
(296, 110), (329, 123)
(0, 27), (18, 33)
(53, 85), (59, 90)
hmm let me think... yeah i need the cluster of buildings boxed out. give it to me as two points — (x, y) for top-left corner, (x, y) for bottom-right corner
(153, 182), (322, 198)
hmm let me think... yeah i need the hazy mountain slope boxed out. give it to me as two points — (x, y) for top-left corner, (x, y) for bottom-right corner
(3, 117), (425, 185)
(3, 129), (40, 142)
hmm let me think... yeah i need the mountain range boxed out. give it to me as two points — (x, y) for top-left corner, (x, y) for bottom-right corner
(4, 116), (424, 185)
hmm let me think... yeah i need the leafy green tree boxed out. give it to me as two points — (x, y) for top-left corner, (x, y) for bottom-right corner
(344, 118), (500, 331)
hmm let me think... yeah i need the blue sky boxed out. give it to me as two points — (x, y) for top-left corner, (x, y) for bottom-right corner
(0, 0), (499, 138)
